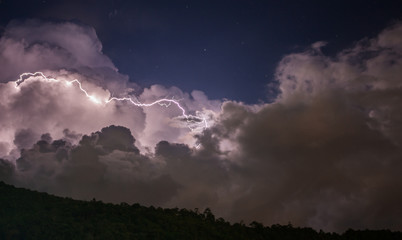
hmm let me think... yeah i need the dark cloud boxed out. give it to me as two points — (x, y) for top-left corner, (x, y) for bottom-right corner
(1, 20), (402, 233)
(0, 158), (14, 182)
(211, 96), (401, 231)
(13, 128), (39, 150)
(7, 125), (180, 205)
(91, 125), (139, 154)
(202, 22), (402, 231)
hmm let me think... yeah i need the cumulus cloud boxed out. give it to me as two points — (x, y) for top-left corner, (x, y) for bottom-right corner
(1, 19), (402, 233)
(0, 19), (218, 158)
(206, 22), (402, 231)
(164, 21), (402, 231)
(12, 126), (179, 205)
(0, 19), (115, 81)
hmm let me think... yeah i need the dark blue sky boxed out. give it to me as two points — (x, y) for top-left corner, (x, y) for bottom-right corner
(1, 0), (402, 103)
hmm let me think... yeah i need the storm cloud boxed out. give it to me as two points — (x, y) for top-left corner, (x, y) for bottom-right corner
(203, 22), (402, 231)
(1, 19), (402, 232)
(0, 19), (220, 158)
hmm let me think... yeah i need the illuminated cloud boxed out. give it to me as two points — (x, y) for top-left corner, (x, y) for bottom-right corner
(0, 19), (117, 79)
(1, 19), (402, 233)
(0, 19), (219, 158)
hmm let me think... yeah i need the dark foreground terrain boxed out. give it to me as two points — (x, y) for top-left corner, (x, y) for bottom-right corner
(0, 181), (401, 240)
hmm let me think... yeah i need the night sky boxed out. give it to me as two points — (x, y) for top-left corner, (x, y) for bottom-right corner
(1, 0), (401, 102)
(1, 0), (402, 233)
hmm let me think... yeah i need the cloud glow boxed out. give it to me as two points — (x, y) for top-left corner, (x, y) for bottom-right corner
(1, 19), (402, 232)
(15, 72), (208, 131)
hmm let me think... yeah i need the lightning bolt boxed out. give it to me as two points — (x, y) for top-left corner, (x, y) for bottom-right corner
(14, 72), (208, 132)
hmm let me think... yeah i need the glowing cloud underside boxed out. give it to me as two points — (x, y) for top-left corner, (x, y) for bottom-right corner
(15, 72), (208, 132)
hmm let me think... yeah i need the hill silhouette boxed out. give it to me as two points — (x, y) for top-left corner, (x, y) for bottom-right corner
(0, 181), (401, 240)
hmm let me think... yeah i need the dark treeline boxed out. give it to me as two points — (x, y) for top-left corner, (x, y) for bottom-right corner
(0, 181), (401, 240)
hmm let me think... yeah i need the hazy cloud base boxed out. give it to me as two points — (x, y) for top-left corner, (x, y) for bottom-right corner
(1, 19), (402, 232)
